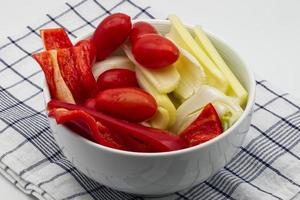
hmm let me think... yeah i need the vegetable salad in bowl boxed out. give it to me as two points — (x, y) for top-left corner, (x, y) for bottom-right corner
(33, 13), (247, 153)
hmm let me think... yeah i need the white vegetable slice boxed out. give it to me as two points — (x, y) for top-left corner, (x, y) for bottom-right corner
(212, 101), (243, 130)
(171, 85), (242, 133)
(122, 44), (180, 94)
(166, 15), (228, 93)
(171, 109), (201, 134)
(92, 56), (135, 80)
(193, 26), (248, 107)
(149, 107), (170, 130)
(172, 47), (206, 101)
(135, 67), (177, 127)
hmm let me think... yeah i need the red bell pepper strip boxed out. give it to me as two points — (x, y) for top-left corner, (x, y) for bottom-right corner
(49, 108), (124, 150)
(32, 51), (75, 103)
(56, 48), (84, 103)
(73, 45), (98, 98)
(179, 103), (223, 147)
(48, 100), (185, 152)
(120, 135), (153, 152)
(41, 28), (73, 50)
(75, 39), (97, 65)
(32, 51), (56, 98)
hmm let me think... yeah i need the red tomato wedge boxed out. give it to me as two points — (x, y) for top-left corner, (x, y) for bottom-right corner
(179, 103), (223, 147)
(95, 88), (157, 122)
(97, 69), (139, 91)
(130, 21), (158, 44)
(41, 28), (73, 50)
(132, 34), (179, 69)
(92, 13), (132, 61)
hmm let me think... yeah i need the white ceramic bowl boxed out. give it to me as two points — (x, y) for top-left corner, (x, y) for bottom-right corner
(44, 19), (255, 196)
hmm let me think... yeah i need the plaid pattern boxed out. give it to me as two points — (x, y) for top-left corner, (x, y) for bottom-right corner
(0, 0), (299, 199)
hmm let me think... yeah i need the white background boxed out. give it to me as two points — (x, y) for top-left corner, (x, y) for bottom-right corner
(0, 0), (300, 199)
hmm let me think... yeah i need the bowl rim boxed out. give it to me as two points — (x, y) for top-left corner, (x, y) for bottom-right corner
(45, 19), (256, 158)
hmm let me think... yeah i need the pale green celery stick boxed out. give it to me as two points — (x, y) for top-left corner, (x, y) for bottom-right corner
(166, 15), (228, 93)
(193, 26), (248, 107)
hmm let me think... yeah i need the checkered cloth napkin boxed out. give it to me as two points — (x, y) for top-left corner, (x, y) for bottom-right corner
(0, 0), (299, 199)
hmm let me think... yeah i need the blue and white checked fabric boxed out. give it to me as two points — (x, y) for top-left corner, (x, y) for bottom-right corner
(0, 0), (299, 199)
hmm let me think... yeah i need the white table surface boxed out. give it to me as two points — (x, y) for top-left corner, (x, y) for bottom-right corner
(0, 0), (300, 199)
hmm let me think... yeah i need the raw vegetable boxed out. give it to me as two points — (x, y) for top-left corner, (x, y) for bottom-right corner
(92, 13), (132, 61)
(72, 45), (98, 99)
(84, 98), (97, 110)
(33, 50), (75, 103)
(179, 103), (222, 147)
(212, 101), (243, 130)
(148, 107), (170, 130)
(97, 69), (139, 91)
(130, 21), (158, 44)
(132, 34), (179, 69)
(193, 26), (248, 107)
(48, 100), (185, 152)
(92, 56), (135, 80)
(49, 108), (124, 149)
(172, 85), (242, 133)
(56, 48), (83, 103)
(166, 15), (228, 92)
(95, 88), (157, 123)
(135, 67), (176, 128)
(75, 39), (97, 65)
(123, 44), (180, 93)
(40, 28), (73, 50)
(172, 47), (206, 102)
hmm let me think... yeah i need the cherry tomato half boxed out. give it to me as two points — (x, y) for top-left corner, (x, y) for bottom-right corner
(132, 34), (179, 69)
(130, 21), (158, 44)
(97, 68), (139, 91)
(95, 88), (157, 122)
(92, 13), (132, 61)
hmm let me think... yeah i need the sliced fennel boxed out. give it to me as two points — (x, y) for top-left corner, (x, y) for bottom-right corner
(193, 26), (248, 107)
(166, 15), (228, 93)
(171, 108), (201, 134)
(135, 67), (177, 128)
(171, 85), (243, 133)
(149, 107), (170, 130)
(212, 101), (243, 130)
(122, 44), (180, 94)
(92, 56), (135, 80)
(172, 47), (206, 101)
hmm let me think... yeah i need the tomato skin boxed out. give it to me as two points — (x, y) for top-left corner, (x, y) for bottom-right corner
(130, 22), (158, 44)
(92, 13), (132, 61)
(95, 88), (157, 122)
(179, 103), (223, 147)
(132, 34), (179, 69)
(97, 69), (139, 91)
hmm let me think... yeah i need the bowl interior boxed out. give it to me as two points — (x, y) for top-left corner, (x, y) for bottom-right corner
(43, 19), (255, 157)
